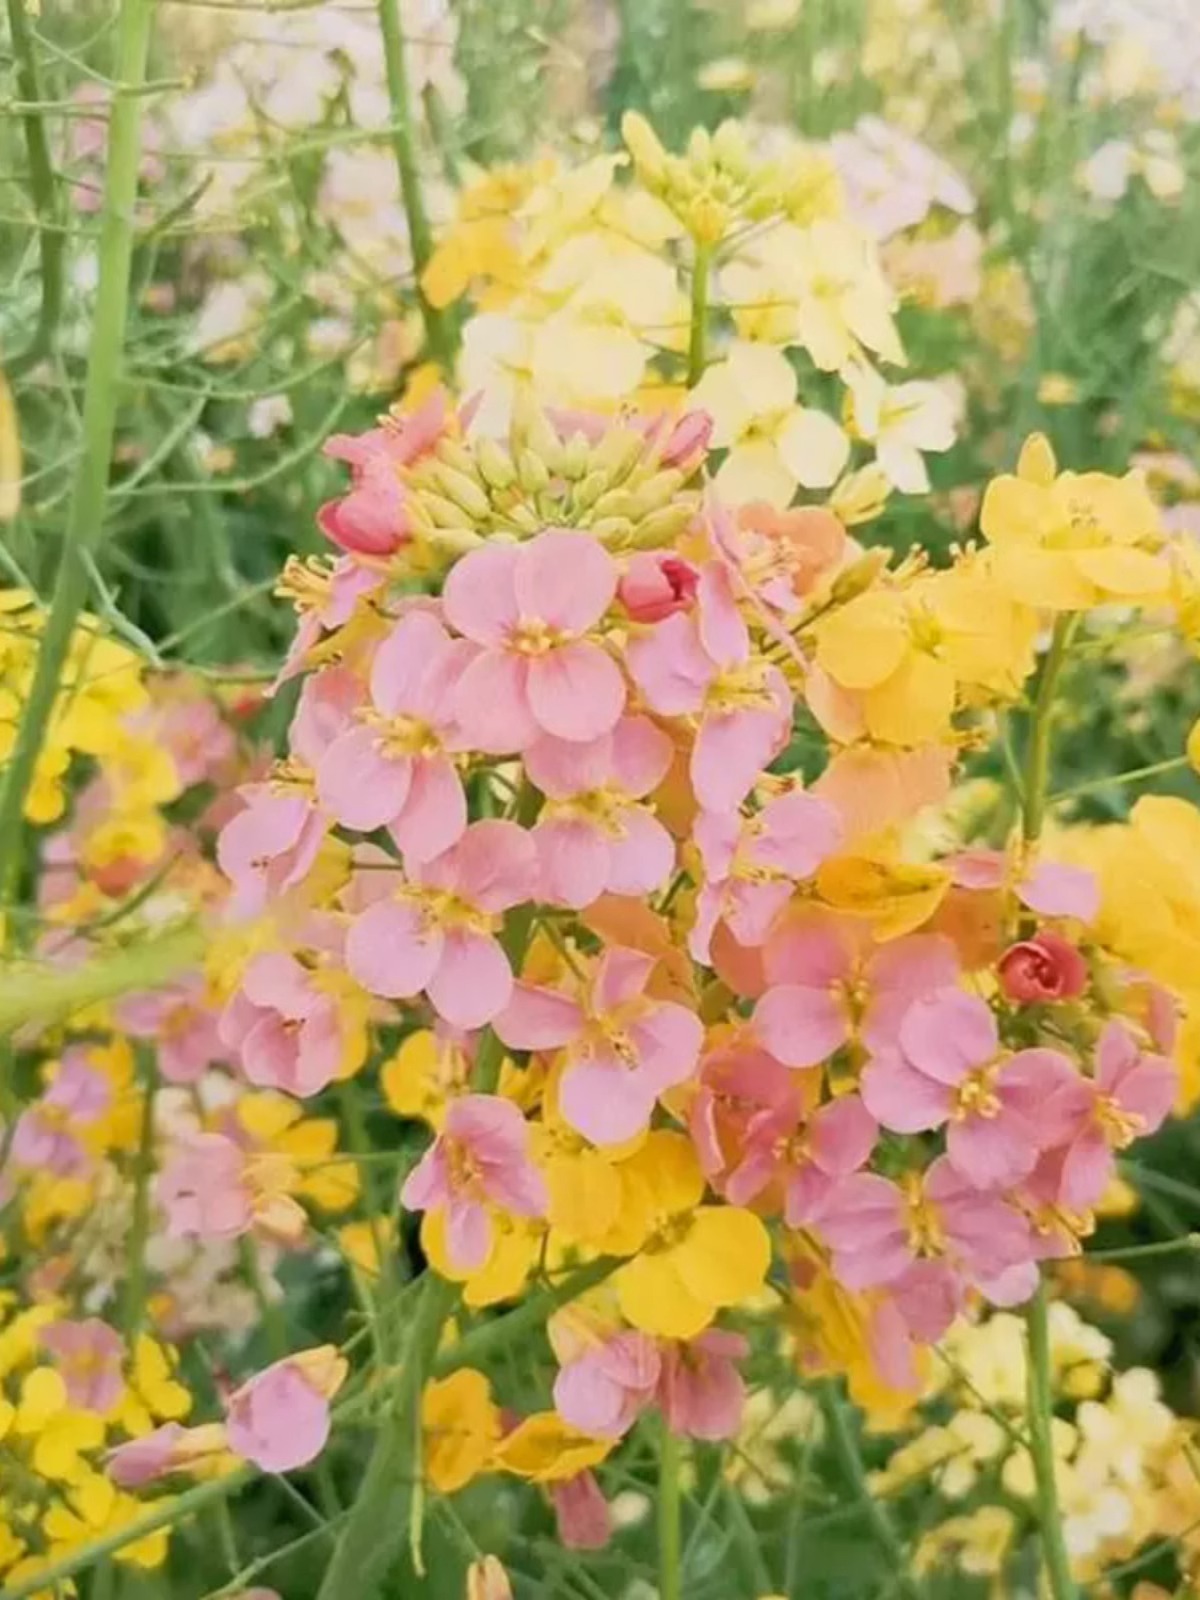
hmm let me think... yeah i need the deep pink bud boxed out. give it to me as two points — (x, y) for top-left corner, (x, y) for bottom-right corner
(661, 409), (713, 469)
(998, 932), (1088, 1004)
(618, 553), (699, 623)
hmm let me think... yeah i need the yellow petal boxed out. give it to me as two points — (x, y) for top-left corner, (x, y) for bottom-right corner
(492, 1412), (610, 1482)
(863, 653), (956, 745)
(616, 1250), (711, 1339)
(1017, 432), (1057, 485)
(815, 591), (909, 690)
(1070, 546), (1167, 598)
(672, 1206), (771, 1311)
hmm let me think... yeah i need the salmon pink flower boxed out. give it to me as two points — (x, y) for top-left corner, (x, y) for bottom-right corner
(617, 552), (699, 622)
(626, 564), (791, 811)
(317, 610), (470, 855)
(119, 977), (225, 1085)
(688, 1041), (795, 1187)
(219, 952), (346, 1099)
(816, 1157), (1034, 1304)
(752, 910), (958, 1068)
(11, 1049), (111, 1175)
(553, 1330), (661, 1437)
(861, 989), (1080, 1189)
(553, 1471), (611, 1550)
(495, 947), (703, 1145)
(157, 1132), (306, 1246)
(41, 1319), (124, 1412)
(277, 556), (385, 685)
(658, 1328), (748, 1441)
(524, 716), (675, 908)
(1049, 1021), (1176, 1210)
(107, 1421), (228, 1488)
(949, 849), (1100, 923)
(401, 1094), (548, 1272)
(443, 530), (625, 751)
(317, 392), (446, 556)
(217, 789), (328, 918)
(998, 932), (1088, 1003)
(691, 787), (844, 961)
(225, 1346), (347, 1473)
(724, 1092), (878, 1223)
(345, 820), (537, 1029)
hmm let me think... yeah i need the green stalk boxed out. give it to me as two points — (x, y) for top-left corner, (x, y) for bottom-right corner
(820, 1382), (923, 1600)
(1018, 614), (1079, 1600)
(687, 242), (712, 387)
(120, 1048), (157, 1341)
(376, 0), (453, 367)
(5, 0), (65, 379)
(657, 1421), (683, 1600)
(1025, 1283), (1079, 1600)
(0, 0), (156, 906)
(0, 925), (204, 1037)
(315, 1274), (455, 1600)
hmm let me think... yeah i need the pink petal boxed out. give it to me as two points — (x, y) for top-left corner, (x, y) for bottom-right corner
(752, 790), (844, 878)
(442, 542), (521, 645)
(696, 563), (749, 667)
(1114, 1060), (1177, 1133)
(554, 1361), (633, 1437)
(692, 707), (780, 813)
(445, 1198), (492, 1271)
(890, 1261), (962, 1342)
(861, 1052), (952, 1132)
(495, 983), (584, 1050)
(514, 530), (617, 632)
(946, 1107), (1038, 1191)
(370, 610), (457, 718)
(535, 818), (611, 909)
(862, 935), (960, 1050)
(452, 649), (540, 753)
(628, 1002), (703, 1091)
(609, 715), (674, 797)
(525, 731), (613, 798)
(390, 756), (467, 862)
(559, 1061), (657, 1145)
(593, 947), (658, 1012)
(725, 881), (793, 949)
(605, 809), (675, 897)
(527, 642), (626, 743)
(763, 911), (854, 988)
(808, 1094), (878, 1175)
(624, 613), (713, 716)
(241, 951), (315, 1017)
(898, 990), (996, 1085)
(434, 819), (538, 912)
(426, 930), (513, 1029)
(345, 899), (442, 999)
(317, 727), (413, 832)
(753, 983), (847, 1067)
(1019, 862), (1100, 922)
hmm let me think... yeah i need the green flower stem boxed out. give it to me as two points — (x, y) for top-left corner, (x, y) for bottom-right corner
(657, 1420), (683, 1600)
(0, 0), (156, 907)
(376, 0), (453, 368)
(1049, 754), (1190, 805)
(239, 1236), (288, 1360)
(120, 1048), (157, 1341)
(1019, 613), (1080, 1600)
(315, 1273), (456, 1600)
(1025, 1282), (1079, 1600)
(433, 1256), (617, 1377)
(820, 1382), (923, 1600)
(687, 241), (712, 387)
(0, 925), (204, 1037)
(1086, 1234), (1200, 1264)
(5, 0), (65, 379)
(2, 1467), (254, 1600)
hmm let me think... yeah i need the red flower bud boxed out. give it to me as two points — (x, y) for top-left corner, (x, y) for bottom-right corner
(617, 552), (699, 622)
(998, 931), (1088, 1004)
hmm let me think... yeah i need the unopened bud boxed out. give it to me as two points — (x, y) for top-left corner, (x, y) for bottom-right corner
(466, 1556), (512, 1600)
(476, 439), (517, 491)
(830, 547), (890, 604)
(590, 426), (647, 482)
(829, 463), (890, 526)
(573, 470), (610, 513)
(516, 450), (551, 495)
(590, 515), (636, 545)
(435, 437), (477, 477)
(630, 502), (698, 547)
(621, 111), (669, 187)
(431, 465), (490, 521)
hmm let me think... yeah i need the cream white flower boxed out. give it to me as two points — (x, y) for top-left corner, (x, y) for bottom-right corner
(844, 360), (957, 494)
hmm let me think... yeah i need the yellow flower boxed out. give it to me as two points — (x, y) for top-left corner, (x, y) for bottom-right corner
(980, 433), (1168, 609)
(115, 1336), (192, 1436)
(338, 1218), (397, 1281)
(492, 1412), (611, 1482)
(423, 1209), (543, 1308)
(422, 1370), (501, 1493)
(381, 1028), (471, 1128)
(236, 1091), (360, 1213)
(614, 1131), (770, 1338)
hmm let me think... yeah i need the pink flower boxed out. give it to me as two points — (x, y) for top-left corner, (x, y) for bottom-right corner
(998, 932), (1088, 1004)
(317, 393), (446, 556)
(345, 820), (537, 1029)
(217, 789), (327, 919)
(278, 559), (385, 686)
(553, 1331), (661, 1437)
(660, 409), (714, 469)
(400, 1095), (548, 1271)
(691, 787), (844, 961)
(1049, 1021), (1176, 1211)
(119, 977), (225, 1085)
(317, 611), (470, 856)
(41, 1319), (124, 1411)
(219, 952), (345, 1099)
(225, 1347), (345, 1473)
(525, 717), (674, 908)
(157, 1133), (306, 1246)
(752, 910), (959, 1068)
(658, 1329), (748, 1441)
(443, 530), (625, 752)
(626, 565), (791, 812)
(949, 850), (1100, 923)
(617, 552), (699, 623)
(861, 990), (1080, 1190)
(688, 1041), (795, 1186)
(552, 1472), (611, 1551)
(495, 948), (703, 1145)
(817, 1158), (1034, 1301)
(724, 1093), (877, 1223)
(11, 1050), (112, 1174)
(107, 1424), (191, 1488)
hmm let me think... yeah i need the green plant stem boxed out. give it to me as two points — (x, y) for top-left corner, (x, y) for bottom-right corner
(1086, 1234), (1200, 1264)
(376, 0), (453, 367)
(1025, 1283), (1079, 1600)
(120, 1048), (157, 1341)
(820, 1382), (923, 1600)
(434, 1256), (617, 1377)
(5, 0), (65, 379)
(0, 925), (204, 1037)
(687, 242), (712, 387)
(1049, 754), (1190, 804)
(0, 0), (156, 906)
(1021, 615), (1077, 844)
(1019, 613), (1080, 1600)
(315, 1274), (455, 1600)
(657, 1421), (683, 1600)
(239, 1236), (288, 1359)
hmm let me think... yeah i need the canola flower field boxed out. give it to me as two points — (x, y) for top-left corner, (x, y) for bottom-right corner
(3, 2), (1200, 1597)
